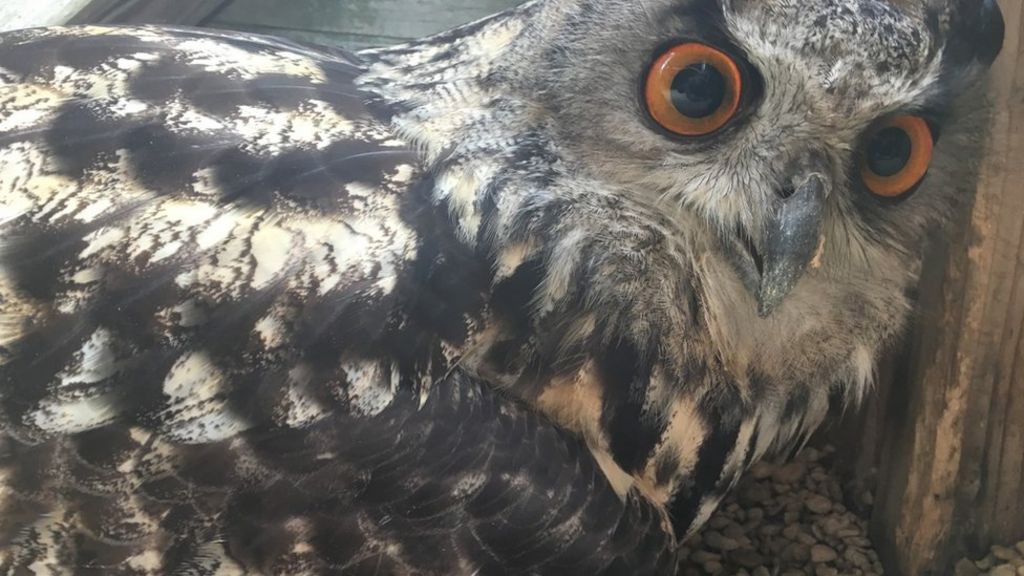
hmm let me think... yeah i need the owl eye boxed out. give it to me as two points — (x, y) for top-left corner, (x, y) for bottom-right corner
(645, 43), (743, 137)
(859, 115), (934, 198)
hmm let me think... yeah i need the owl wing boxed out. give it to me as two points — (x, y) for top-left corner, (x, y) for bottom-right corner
(0, 26), (676, 575)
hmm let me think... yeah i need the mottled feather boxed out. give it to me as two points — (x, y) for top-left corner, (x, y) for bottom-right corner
(0, 25), (675, 575)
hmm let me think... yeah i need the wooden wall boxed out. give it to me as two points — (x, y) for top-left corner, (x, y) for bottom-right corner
(205, 0), (520, 49)
(62, 0), (522, 48)
(855, 0), (1024, 573)
(66, 0), (230, 26)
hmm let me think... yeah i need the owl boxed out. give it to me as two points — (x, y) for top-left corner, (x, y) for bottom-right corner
(0, 0), (1004, 574)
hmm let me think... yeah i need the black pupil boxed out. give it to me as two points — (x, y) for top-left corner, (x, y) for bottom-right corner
(866, 127), (913, 177)
(670, 62), (726, 119)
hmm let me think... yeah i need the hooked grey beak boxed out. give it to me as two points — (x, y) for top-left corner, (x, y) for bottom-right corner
(757, 174), (826, 317)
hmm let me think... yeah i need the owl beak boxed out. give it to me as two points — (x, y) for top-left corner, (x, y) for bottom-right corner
(757, 174), (826, 317)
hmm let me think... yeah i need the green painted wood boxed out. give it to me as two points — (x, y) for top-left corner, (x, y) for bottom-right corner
(206, 0), (521, 48)
(3, 0), (225, 31)
(68, 0), (232, 25)
(1, 0), (93, 31)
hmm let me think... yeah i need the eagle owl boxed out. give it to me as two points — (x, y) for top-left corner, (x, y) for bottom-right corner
(0, 0), (1003, 573)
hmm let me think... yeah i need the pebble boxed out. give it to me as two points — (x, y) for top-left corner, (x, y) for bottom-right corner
(962, 542), (1024, 576)
(818, 516), (844, 538)
(773, 462), (806, 484)
(690, 551), (721, 564)
(805, 494), (833, 514)
(703, 531), (739, 552)
(747, 507), (765, 523)
(797, 532), (818, 546)
(955, 559), (981, 576)
(845, 548), (871, 569)
(994, 546), (1021, 562)
(797, 447), (822, 462)
(708, 515), (730, 530)
(740, 483), (772, 504)
(782, 524), (800, 540)
(782, 542), (811, 565)
(847, 536), (873, 548)
(723, 523), (747, 541)
(811, 544), (839, 563)
(749, 462), (774, 480)
(749, 459), (770, 477)
(702, 560), (723, 575)
(730, 549), (766, 569)
(679, 444), (882, 575)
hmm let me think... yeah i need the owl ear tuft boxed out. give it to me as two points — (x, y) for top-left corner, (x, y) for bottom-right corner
(947, 0), (1004, 68)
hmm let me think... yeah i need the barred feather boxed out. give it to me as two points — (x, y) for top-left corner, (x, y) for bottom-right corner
(0, 25), (676, 575)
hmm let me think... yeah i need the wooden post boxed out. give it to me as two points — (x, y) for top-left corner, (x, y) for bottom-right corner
(868, 1), (1024, 573)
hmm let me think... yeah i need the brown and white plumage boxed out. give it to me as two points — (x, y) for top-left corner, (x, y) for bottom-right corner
(0, 0), (1004, 574)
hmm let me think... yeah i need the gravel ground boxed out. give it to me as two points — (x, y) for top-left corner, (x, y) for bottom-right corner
(677, 445), (885, 576)
(675, 443), (1024, 576)
(954, 542), (1024, 576)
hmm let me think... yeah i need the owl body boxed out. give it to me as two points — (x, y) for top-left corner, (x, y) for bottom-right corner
(0, 0), (1002, 574)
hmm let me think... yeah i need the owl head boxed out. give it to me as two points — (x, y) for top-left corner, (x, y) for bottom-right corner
(363, 0), (1003, 402)
(513, 0), (1003, 314)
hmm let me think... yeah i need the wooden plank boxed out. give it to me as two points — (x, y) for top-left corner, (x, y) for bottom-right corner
(205, 23), (404, 51)
(967, 0), (1024, 541)
(67, 0), (231, 25)
(0, 0), (94, 31)
(868, 0), (1024, 572)
(207, 0), (521, 47)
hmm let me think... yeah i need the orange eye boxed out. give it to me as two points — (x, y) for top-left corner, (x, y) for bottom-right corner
(644, 43), (743, 137)
(859, 116), (934, 198)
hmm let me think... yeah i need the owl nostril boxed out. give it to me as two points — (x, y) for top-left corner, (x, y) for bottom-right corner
(777, 187), (796, 200)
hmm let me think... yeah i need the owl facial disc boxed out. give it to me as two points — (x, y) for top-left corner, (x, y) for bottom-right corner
(757, 174), (826, 317)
